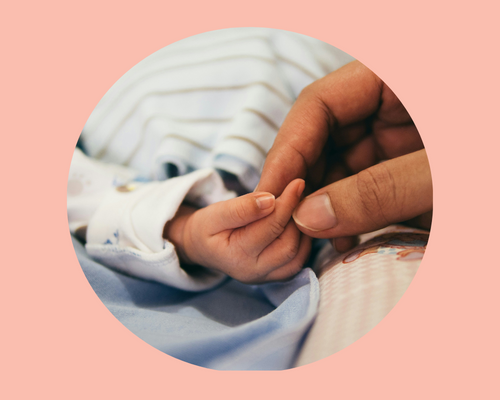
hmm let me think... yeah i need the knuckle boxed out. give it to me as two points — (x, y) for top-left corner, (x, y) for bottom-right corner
(230, 201), (248, 223)
(298, 81), (315, 98)
(298, 81), (335, 128)
(268, 219), (287, 237)
(356, 164), (397, 226)
(280, 240), (300, 263)
(253, 263), (272, 281)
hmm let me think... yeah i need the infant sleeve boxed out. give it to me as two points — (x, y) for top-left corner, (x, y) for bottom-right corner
(68, 149), (235, 291)
(67, 148), (140, 234)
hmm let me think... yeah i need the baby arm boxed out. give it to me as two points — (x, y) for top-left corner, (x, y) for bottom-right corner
(163, 179), (312, 284)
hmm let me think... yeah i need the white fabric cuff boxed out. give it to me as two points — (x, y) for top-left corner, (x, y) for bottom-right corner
(67, 148), (140, 233)
(85, 168), (235, 291)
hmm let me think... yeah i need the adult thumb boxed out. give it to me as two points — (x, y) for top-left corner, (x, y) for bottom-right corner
(292, 149), (432, 238)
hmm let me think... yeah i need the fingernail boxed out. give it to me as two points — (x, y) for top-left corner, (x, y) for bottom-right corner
(255, 194), (275, 210)
(293, 193), (337, 231)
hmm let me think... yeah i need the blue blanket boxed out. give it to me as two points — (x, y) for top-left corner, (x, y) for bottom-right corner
(73, 236), (319, 370)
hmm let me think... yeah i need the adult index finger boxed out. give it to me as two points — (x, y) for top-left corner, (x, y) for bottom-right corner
(257, 60), (384, 196)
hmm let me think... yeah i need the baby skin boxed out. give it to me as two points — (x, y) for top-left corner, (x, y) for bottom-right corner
(163, 179), (311, 284)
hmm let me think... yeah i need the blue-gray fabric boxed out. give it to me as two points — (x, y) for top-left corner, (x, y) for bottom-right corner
(72, 236), (319, 370)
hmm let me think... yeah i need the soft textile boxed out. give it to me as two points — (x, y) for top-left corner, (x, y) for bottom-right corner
(68, 30), (349, 367)
(81, 28), (354, 190)
(68, 149), (234, 290)
(69, 28), (354, 290)
(73, 235), (319, 370)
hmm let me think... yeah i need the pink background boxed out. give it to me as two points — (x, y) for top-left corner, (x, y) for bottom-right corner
(3, 0), (499, 398)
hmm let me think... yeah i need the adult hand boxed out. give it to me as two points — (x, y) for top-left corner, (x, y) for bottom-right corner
(256, 60), (432, 251)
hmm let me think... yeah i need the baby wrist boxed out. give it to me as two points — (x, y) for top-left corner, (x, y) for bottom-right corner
(163, 205), (197, 265)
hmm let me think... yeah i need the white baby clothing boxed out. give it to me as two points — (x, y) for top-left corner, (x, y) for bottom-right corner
(68, 28), (355, 291)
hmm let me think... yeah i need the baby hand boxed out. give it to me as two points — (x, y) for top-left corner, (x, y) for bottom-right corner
(180, 179), (311, 284)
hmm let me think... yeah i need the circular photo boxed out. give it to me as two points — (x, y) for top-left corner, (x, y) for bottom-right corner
(67, 28), (432, 370)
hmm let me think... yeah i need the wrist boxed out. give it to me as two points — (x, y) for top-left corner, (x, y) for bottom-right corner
(162, 205), (197, 264)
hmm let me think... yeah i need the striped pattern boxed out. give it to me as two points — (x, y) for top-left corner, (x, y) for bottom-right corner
(81, 28), (354, 190)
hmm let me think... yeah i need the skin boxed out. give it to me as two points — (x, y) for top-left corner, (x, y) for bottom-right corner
(256, 60), (432, 252)
(163, 60), (431, 282)
(163, 179), (311, 284)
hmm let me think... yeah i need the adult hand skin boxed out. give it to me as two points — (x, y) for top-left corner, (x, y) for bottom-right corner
(257, 60), (432, 251)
